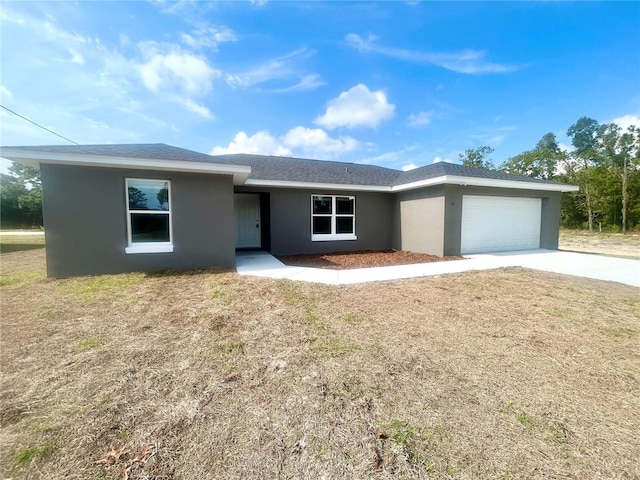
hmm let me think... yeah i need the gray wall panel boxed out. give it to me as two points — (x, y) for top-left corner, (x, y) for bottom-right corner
(236, 186), (394, 255)
(41, 164), (235, 277)
(392, 186), (445, 256)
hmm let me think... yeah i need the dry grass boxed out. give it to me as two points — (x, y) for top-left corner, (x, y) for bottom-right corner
(559, 229), (640, 258)
(1, 236), (639, 480)
(0, 233), (45, 254)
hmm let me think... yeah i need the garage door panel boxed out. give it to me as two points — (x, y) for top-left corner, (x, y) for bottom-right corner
(461, 196), (541, 254)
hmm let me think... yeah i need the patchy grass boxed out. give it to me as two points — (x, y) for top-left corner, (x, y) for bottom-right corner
(1, 244), (639, 479)
(61, 274), (145, 300)
(600, 325), (638, 339)
(310, 336), (360, 357)
(516, 410), (538, 429)
(0, 271), (44, 287)
(13, 442), (55, 468)
(0, 233), (45, 254)
(75, 337), (104, 351)
(559, 229), (640, 258)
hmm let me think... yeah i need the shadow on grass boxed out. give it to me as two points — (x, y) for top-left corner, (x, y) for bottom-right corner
(0, 243), (46, 254)
(144, 266), (235, 278)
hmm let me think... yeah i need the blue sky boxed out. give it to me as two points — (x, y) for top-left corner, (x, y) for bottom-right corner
(1, 1), (639, 173)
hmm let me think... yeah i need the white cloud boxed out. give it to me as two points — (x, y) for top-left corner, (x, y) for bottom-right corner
(489, 134), (506, 145)
(315, 83), (395, 130)
(0, 7), (25, 25)
(0, 84), (13, 99)
(356, 145), (417, 166)
(211, 126), (359, 158)
(137, 42), (220, 96)
(119, 33), (129, 45)
(346, 33), (518, 74)
(250, 0), (268, 6)
(266, 74), (325, 93)
(407, 111), (431, 127)
(346, 33), (378, 51)
(226, 47), (314, 88)
(68, 48), (84, 65)
(282, 127), (359, 156)
(172, 97), (213, 119)
(402, 163), (418, 171)
(611, 114), (640, 131)
(211, 131), (292, 156)
(470, 125), (517, 146)
(41, 18), (93, 48)
(180, 26), (236, 49)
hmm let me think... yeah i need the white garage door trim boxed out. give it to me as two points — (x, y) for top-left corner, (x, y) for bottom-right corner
(461, 195), (542, 254)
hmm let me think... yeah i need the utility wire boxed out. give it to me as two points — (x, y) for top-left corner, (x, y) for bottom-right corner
(1, 104), (80, 145)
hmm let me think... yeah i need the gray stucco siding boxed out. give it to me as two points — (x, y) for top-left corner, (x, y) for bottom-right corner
(41, 164), (235, 277)
(392, 185), (446, 256)
(391, 184), (562, 256)
(235, 186), (394, 255)
(442, 185), (562, 255)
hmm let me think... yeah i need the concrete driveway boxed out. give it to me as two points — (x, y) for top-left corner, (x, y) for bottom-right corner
(466, 250), (639, 287)
(236, 250), (640, 287)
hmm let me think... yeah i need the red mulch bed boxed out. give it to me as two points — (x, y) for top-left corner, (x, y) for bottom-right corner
(276, 250), (464, 270)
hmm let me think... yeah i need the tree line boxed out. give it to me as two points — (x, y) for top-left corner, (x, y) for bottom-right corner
(1, 116), (638, 231)
(0, 164), (43, 229)
(460, 117), (640, 232)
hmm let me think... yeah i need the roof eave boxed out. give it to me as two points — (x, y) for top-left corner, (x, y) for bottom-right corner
(0, 148), (251, 185)
(392, 175), (579, 193)
(243, 178), (391, 191)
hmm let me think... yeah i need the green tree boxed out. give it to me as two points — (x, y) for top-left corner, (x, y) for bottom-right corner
(598, 123), (639, 232)
(0, 163), (43, 228)
(8, 163), (41, 189)
(156, 185), (169, 210)
(567, 117), (602, 232)
(458, 146), (494, 169)
(0, 173), (26, 227)
(128, 187), (147, 210)
(500, 132), (566, 180)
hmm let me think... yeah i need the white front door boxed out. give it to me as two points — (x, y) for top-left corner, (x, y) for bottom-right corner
(235, 194), (261, 248)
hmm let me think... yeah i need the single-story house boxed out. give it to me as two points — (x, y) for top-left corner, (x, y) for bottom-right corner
(0, 143), (578, 278)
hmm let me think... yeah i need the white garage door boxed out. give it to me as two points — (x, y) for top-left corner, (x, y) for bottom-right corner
(461, 195), (542, 254)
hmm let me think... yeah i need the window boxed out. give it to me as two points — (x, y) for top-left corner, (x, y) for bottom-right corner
(311, 194), (356, 241)
(125, 178), (173, 254)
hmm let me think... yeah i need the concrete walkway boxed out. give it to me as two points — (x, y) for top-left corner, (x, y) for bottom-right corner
(236, 250), (640, 287)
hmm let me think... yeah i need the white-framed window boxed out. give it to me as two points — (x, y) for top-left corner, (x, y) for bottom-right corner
(125, 178), (173, 254)
(311, 194), (357, 241)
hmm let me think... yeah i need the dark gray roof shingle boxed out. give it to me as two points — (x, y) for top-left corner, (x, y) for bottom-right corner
(1, 143), (569, 189)
(1, 143), (221, 163)
(394, 161), (562, 186)
(211, 153), (400, 186)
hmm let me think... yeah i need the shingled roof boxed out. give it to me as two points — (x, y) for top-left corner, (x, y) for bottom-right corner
(393, 160), (562, 186)
(0, 143), (220, 164)
(211, 153), (401, 186)
(0, 143), (572, 190)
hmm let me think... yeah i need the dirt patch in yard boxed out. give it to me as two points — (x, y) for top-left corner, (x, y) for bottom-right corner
(278, 250), (463, 269)
(1, 236), (639, 480)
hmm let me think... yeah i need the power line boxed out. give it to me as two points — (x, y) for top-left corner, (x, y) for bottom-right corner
(1, 104), (80, 145)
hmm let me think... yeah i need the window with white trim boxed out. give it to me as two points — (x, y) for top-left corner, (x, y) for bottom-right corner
(311, 195), (356, 241)
(125, 178), (173, 254)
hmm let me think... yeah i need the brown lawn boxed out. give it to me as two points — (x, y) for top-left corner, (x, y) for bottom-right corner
(1, 236), (639, 480)
(559, 229), (640, 258)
